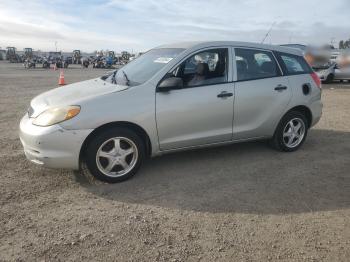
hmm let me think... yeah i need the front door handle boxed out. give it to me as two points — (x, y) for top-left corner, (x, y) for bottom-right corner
(217, 91), (233, 98)
(274, 85), (288, 91)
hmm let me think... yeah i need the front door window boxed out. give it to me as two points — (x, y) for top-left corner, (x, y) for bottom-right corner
(169, 48), (228, 88)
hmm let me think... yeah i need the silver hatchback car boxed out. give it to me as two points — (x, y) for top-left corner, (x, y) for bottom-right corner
(20, 41), (322, 183)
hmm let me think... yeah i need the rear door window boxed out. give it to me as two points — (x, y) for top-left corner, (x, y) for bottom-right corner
(235, 48), (280, 81)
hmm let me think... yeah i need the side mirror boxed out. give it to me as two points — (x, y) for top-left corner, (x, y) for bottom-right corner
(157, 77), (183, 92)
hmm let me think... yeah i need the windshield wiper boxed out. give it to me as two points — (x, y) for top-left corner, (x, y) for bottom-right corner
(122, 70), (130, 86)
(111, 70), (117, 84)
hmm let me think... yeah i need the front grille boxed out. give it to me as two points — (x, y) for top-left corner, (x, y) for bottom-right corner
(27, 106), (34, 117)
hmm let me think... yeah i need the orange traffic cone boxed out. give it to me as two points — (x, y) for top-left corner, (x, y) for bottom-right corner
(58, 70), (65, 86)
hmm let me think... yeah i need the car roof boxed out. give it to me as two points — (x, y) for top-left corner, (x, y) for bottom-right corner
(156, 41), (303, 56)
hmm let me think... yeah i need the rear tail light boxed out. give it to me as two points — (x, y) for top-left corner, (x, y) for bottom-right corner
(310, 72), (321, 89)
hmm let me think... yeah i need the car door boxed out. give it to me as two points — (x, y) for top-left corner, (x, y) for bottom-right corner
(233, 48), (292, 140)
(334, 65), (350, 80)
(156, 47), (234, 150)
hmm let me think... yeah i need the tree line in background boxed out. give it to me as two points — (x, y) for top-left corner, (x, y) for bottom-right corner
(339, 39), (350, 49)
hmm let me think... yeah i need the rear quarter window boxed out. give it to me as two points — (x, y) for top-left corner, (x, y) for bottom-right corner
(276, 52), (312, 75)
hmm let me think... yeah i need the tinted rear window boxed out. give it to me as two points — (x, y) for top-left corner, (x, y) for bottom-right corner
(276, 52), (312, 75)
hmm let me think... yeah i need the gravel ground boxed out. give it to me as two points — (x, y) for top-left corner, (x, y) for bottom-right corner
(0, 61), (349, 261)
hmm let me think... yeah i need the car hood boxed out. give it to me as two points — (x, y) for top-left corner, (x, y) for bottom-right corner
(29, 78), (128, 117)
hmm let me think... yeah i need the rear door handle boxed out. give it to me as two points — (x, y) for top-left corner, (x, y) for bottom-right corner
(217, 91), (233, 98)
(274, 85), (288, 91)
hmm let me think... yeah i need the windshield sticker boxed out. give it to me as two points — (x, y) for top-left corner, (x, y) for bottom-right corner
(154, 57), (173, 63)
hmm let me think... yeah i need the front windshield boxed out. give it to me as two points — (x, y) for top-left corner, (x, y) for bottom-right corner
(104, 48), (185, 86)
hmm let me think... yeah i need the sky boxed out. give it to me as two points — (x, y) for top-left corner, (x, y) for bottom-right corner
(0, 0), (349, 53)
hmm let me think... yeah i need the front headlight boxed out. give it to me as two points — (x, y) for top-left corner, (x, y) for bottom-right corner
(32, 105), (80, 126)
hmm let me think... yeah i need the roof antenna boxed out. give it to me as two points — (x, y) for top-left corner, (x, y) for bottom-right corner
(261, 21), (276, 44)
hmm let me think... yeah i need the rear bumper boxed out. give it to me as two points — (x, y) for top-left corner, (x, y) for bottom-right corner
(19, 114), (93, 169)
(309, 99), (323, 127)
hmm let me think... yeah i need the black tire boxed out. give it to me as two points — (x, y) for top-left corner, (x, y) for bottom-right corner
(85, 127), (145, 183)
(270, 111), (308, 152)
(323, 74), (334, 84)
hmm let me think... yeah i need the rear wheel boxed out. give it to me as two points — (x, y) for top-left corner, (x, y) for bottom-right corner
(270, 111), (308, 152)
(85, 127), (145, 183)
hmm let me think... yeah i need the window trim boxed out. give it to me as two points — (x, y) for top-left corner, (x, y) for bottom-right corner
(156, 46), (232, 91)
(233, 47), (283, 82)
(274, 51), (313, 76)
(156, 46), (311, 88)
(234, 74), (286, 83)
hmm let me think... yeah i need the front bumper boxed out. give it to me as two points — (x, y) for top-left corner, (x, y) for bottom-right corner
(19, 114), (93, 170)
(316, 72), (326, 81)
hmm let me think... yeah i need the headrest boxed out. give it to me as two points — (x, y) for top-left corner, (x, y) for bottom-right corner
(236, 60), (248, 72)
(196, 63), (209, 75)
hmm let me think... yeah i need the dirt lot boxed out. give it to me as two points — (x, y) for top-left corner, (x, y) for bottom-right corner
(0, 61), (349, 261)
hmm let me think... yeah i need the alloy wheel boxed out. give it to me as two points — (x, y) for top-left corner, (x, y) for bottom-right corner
(282, 118), (306, 148)
(96, 137), (138, 177)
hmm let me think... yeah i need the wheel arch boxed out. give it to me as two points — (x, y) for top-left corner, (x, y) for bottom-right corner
(286, 105), (312, 128)
(324, 73), (334, 83)
(79, 121), (152, 168)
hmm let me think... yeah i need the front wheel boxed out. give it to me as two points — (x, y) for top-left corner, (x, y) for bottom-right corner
(323, 74), (334, 84)
(85, 128), (145, 183)
(270, 111), (308, 152)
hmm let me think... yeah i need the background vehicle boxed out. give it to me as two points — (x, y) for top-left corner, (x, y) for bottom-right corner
(34, 56), (43, 64)
(103, 56), (114, 68)
(48, 51), (62, 64)
(72, 50), (81, 64)
(315, 51), (350, 83)
(81, 57), (90, 68)
(0, 48), (6, 60)
(330, 50), (340, 62)
(314, 62), (336, 83)
(24, 48), (33, 60)
(65, 56), (73, 64)
(334, 63), (350, 82)
(42, 57), (50, 69)
(118, 51), (131, 64)
(56, 57), (69, 68)
(92, 56), (104, 68)
(6, 47), (21, 62)
(20, 41), (322, 183)
(23, 48), (35, 69)
(23, 59), (36, 69)
(107, 51), (117, 64)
